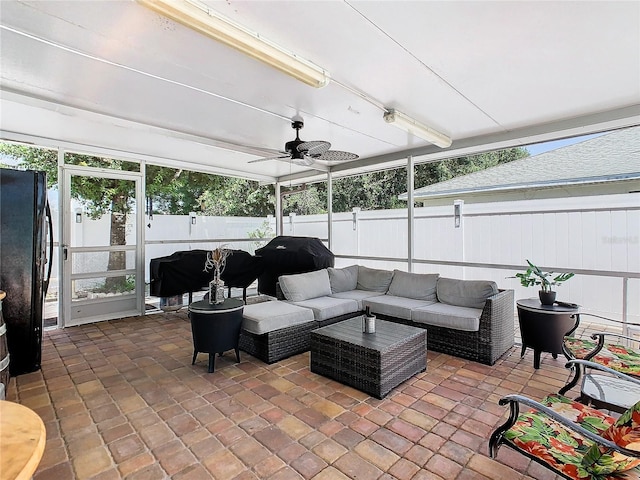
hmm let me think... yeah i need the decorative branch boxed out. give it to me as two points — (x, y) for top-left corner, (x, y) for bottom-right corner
(204, 245), (231, 282)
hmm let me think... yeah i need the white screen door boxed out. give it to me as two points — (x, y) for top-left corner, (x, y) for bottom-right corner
(61, 166), (144, 327)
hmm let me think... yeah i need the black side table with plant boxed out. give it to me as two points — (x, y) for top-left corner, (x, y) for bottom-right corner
(516, 298), (580, 369)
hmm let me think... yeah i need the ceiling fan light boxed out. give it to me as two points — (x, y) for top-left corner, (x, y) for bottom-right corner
(383, 109), (452, 148)
(137, 0), (330, 88)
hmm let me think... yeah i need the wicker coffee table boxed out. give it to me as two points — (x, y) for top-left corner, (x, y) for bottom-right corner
(310, 317), (427, 399)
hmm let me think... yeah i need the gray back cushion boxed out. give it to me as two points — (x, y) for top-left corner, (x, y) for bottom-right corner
(357, 266), (394, 292)
(437, 277), (498, 309)
(388, 270), (439, 301)
(327, 265), (359, 293)
(279, 269), (332, 302)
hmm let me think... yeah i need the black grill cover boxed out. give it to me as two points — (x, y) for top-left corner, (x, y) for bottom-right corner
(150, 249), (263, 297)
(255, 236), (334, 297)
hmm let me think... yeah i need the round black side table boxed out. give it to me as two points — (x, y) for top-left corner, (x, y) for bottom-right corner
(188, 298), (244, 373)
(516, 298), (580, 369)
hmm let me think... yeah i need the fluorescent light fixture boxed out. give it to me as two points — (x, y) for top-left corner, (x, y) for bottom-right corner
(383, 109), (452, 148)
(137, 0), (330, 88)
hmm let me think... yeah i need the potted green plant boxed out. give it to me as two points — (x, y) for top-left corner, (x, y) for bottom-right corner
(513, 260), (574, 305)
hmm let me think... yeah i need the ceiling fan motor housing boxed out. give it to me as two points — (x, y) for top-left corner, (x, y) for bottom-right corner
(285, 138), (305, 159)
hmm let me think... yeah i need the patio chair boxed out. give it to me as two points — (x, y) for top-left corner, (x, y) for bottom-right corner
(563, 359), (640, 414)
(489, 393), (640, 479)
(560, 313), (640, 396)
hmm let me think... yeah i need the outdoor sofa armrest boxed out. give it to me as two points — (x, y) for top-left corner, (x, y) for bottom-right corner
(480, 289), (514, 328)
(477, 289), (515, 361)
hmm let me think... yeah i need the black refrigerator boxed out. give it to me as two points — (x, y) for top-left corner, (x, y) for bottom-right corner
(0, 168), (52, 376)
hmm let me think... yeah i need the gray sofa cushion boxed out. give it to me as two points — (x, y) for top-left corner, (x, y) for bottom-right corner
(436, 278), (498, 309)
(357, 266), (394, 292)
(363, 295), (435, 321)
(279, 269), (332, 302)
(411, 303), (483, 332)
(328, 265), (359, 293)
(387, 270), (439, 301)
(242, 301), (315, 335)
(330, 289), (386, 311)
(290, 296), (359, 321)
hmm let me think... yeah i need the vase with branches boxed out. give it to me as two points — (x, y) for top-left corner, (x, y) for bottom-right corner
(204, 245), (231, 304)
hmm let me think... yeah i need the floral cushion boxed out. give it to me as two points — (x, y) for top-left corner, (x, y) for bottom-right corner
(502, 394), (640, 479)
(581, 401), (640, 475)
(564, 337), (640, 377)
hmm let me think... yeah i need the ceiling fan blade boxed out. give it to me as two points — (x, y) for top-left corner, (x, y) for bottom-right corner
(249, 117), (351, 169)
(316, 150), (359, 162)
(247, 153), (290, 164)
(292, 157), (329, 172)
(298, 141), (330, 157)
(291, 156), (316, 167)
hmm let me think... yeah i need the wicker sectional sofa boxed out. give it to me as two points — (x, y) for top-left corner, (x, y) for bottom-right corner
(239, 265), (514, 366)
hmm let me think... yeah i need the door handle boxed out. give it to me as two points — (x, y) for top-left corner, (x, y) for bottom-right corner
(63, 245), (68, 261)
(44, 200), (54, 295)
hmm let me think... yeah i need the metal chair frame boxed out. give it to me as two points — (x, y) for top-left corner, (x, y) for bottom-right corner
(489, 394), (640, 479)
(560, 313), (640, 395)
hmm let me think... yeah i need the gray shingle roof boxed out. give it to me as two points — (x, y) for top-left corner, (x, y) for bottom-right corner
(403, 126), (640, 200)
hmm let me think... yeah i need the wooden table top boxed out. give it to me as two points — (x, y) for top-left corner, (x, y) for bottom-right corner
(0, 400), (46, 480)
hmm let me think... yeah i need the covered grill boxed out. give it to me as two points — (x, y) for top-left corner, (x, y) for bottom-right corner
(256, 236), (334, 297)
(150, 249), (264, 303)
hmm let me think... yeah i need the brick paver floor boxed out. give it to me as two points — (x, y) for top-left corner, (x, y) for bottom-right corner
(7, 309), (597, 479)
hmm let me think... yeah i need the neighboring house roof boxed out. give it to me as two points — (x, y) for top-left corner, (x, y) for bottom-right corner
(400, 126), (640, 201)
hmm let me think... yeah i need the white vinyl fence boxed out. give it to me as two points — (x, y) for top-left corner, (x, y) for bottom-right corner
(289, 193), (640, 323)
(48, 192), (639, 322)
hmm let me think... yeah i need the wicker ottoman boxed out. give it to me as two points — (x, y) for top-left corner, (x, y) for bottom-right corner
(239, 301), (316, 364)
(310, 317), (427, 399)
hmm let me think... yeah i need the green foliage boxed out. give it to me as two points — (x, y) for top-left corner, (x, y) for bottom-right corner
(145, 166), (221, 215)
(514, 260), (575, 292)
(0, 143), (59, 186)
(94, 275), (135, 294)
(416, 148), (528, 187)
(282, 187), (325, 215)
(199, 178), (274, 216)
(316, 147), (529, 213)
(247, 221), (275, 250)
(0, 143), (136, 217)
(0, 141), (529, 218)
(326, 169), (407, 212)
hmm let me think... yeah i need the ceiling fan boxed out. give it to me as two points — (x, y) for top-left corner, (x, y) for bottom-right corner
(249, 116), (359, 168)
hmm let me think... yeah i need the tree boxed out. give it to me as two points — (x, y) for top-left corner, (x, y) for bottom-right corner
(0, 145), (141, 291)
(415, 147), (528, 189)
(199, 178), (274, 216)
(145, 165), (222, 215)
(282, 187), (325, 215)
(0, 144), (220, 292)
(315, 147), (529, 212)
(199, 147), (529, 215)
(0, 143), (529, 265)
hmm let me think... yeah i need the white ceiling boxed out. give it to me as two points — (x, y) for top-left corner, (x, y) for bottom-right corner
(1, 0), (639, 185)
